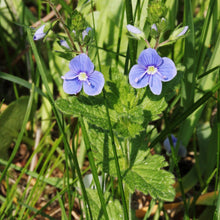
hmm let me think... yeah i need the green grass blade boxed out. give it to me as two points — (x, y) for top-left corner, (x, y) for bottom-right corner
(125, 0), (137, 67)
(0, 71), (45, 97)
(181, 0), (195, 108)
(214, 69), (220, 220)
(56, 191), (68, 220)
(195, 0), (217, 75)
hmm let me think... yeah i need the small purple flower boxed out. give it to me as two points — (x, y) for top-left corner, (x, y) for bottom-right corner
(163, 135), (187, 157)
(61, 54), (104, 96)
(129, 48), (177, 95)
(33, 24), (47, 40)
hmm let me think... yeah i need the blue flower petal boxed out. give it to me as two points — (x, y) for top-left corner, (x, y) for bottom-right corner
(33, 24), (46, 40)
(126, 24), (142, 34)
(138, 48), (163, 67)
(149, 75), (162, 95)
(63, 79), (82, 95)
(62, 70), (78, 80)
(69, 54), (94, 74)
(158, 57), (177, 81)
(129, 65), (149, 88)
(83, 71), (104, 96)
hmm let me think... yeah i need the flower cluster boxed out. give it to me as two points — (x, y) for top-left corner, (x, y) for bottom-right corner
(33, 20), (187, 96)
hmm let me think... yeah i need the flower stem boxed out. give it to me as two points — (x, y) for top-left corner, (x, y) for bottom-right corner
(144, 39), (151, 48)
(46, 0), (77, 51)
(157, 39), (170, 48)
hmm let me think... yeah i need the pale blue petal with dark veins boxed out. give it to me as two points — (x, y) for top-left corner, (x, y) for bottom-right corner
(83, 71), (104, 96)
(157, 57), (177, 82)
(62, 70), (78, 80)
(138, 48), (163, 67)
(63, 79), (82, 95)
(149, 74), (162, 95)
(129, 65), (149, 88)
(69, 54), (94, 74)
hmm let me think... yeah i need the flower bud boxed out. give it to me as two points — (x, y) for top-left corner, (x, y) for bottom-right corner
(60, 40), (71, 49)
(33, 23), (52, 41)
(82, 27), (92, 43)
(71, 10), (87, 32)
(126, 24), (145, 40)
(169, 26), (189, 41)
(150, 24), (159, 38)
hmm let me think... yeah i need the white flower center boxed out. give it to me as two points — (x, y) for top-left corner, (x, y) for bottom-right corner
(147, 66), (157, 75)
(78, 72), (88, 81)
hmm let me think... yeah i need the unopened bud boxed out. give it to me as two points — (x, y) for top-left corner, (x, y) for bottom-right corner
(169, 26), (189, 41)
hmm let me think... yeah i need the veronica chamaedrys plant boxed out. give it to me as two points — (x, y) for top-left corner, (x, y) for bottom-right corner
(61, 53), (104, 96)
(129, 48), (177, 95)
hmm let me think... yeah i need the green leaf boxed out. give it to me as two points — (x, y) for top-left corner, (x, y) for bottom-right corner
(55, 96), (117, 128)
(86, 189), (123, 220)
(88, 126), (125, 176)
(0, 96), (29, 159)
(124, 153), (175, 202)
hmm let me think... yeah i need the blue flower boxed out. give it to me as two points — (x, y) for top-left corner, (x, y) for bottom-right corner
(163, 135), (187, 157)
(61, 54), (104, 96)
(33, 24), (47, 40)
(129, 48), (177, 95)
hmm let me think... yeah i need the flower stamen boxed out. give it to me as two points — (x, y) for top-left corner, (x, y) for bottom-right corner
(147, 66), (157, 75)
(78, 72), (88, 81)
